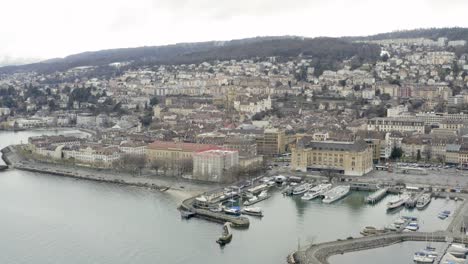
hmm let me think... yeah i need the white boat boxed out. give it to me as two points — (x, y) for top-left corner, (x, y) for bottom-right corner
(387, 193), (410, 210)
(241, 207), (263, 217)
(447, 243), (468, 257)
(243, 196), (258, 205)
(413, 251), (435, 263)
(259, 190), (268, 198)
(440, 252), (466, 263)
(416, 193), (431, 209)
(322, 185), (351, 204)
(301, 184), (332, 200)
(405, 221), (419, 231)
(292, 183), (312, 195)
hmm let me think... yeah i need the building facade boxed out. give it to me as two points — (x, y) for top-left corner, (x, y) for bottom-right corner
(291, 140), (373, 176)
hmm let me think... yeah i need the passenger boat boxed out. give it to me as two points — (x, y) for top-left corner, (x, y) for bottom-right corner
(416, 193), (431, 210)
(301, 184), (332, 201)
(386, 193), (410, 210)
(241, 207), (263, 217)
(216, 222), (233, 245)
(292, 183), (312, 195)
(322, 185), (351, 204)
(413, 251), (435, 263)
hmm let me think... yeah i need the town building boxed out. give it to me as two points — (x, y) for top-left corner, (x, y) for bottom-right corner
(367, 117), (425, 134)
(192, 149), (239, 182)
(291, 140), (373, 176)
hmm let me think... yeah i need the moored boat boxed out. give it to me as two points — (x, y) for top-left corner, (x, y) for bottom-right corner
(413, 251), (435, 263)
(416, 193), (431, 210)
(386, 193), (410, 210)
(292, 183), (312, 195)
(301, 184), (332, 200)
(405, 221), (419, 231)
(322, 185), (350, 204)
(223, 206), (241, 216)
(241, 207), (263, 217)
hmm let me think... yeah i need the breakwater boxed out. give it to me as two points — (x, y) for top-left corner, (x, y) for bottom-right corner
(180, 196), (250, 228)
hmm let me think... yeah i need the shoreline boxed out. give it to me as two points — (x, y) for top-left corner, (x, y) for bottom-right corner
(1, 145), (220, 195)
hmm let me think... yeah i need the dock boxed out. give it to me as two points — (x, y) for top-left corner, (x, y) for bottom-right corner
(365, 188), (388, 204)
(180, 196), (250, 228)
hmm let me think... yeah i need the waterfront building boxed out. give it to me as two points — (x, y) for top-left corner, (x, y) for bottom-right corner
(147, 141), (217, 174)
(192, 148), (239, 182)
(291, 140), (373, 176)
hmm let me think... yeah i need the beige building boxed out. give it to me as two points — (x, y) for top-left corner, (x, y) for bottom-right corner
(147, 141), (216, 161)
(291, 140), (373, 176)
(256, 128), (286, 156)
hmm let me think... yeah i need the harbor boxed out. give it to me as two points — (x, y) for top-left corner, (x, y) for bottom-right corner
(0, 130), (466, 264)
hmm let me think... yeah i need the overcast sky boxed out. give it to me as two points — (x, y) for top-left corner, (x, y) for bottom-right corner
(2, 0), (468, 60)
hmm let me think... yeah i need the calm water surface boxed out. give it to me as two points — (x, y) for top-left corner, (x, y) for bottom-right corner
(0, 130), (459, 264)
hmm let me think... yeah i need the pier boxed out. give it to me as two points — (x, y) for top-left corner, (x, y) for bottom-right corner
(365, 188), (388, 204)
(180, 196), (250, 228)
(289, 197), (468, 264)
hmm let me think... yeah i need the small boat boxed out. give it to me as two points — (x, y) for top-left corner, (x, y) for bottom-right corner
(447, 244), (468, 258)
(241, 207), (263, 217)
(301, 184), (332, 200)
(413, 251), (435, 263)
(387, 193), (410, 210)
(322, 185), (351, 204)
(405, 221), (419, 231)
(243, 191), (271, 206)
(223, 206), (241, 216)
(292, 183), (312, 195)
(216, 222), (233, 245)
(438, 210), (451, 219)
(416, 193), (431, 210)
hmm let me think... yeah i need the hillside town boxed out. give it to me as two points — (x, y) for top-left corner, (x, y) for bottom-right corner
(3, 36), (468, 183)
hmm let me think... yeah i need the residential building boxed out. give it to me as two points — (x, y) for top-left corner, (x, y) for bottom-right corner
(192, 149), (239, 182)
(367, 117), (425, 134)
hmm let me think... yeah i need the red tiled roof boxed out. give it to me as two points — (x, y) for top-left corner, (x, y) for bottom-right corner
(148, 141), (217, 152)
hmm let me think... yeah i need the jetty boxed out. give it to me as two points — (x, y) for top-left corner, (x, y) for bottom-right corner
(365, 188), (388, 204)
(180, 196), (250, 228)
(289, 196), (468, 264)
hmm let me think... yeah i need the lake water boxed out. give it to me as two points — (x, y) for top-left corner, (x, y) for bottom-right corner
(0, 130), (459, 264)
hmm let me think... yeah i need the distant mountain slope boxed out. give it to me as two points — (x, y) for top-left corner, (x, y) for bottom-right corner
(345, 27), (468, 41)
(0, 36), (380, 74)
